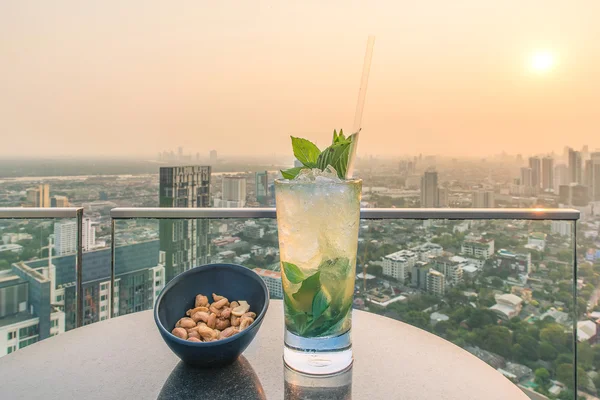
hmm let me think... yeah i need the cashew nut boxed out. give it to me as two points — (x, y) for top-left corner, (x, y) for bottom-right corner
(229, 301), (240, 309)
(216, 318), (231, 330)
(219, 326), (239, 339)
(232, 301), (250, 317)
(207, 313), (217, 329)
(220, 308), (232, 319)
(231, 315), (241, 327)
(187, 337), (202, 342)
(195, 294), (209, 307)
(178, 318), (196, 329)
(209, 304), (222, 317)
(239, 316), (254, 331)
(197, 325), (218, 341)
(172, 327), (188, 339)
(186, 306), (209, 316)
(191, 311), (210, 323)
(212, 298), (229, 309)
(187, 330), (201, 339)
(243, 312), (257, 319)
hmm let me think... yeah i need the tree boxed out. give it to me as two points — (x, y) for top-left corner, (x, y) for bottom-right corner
(0, 259), (10, 270)
(402, 311), (429, 330)
(483, 326), (512, 358)
(491, 277), (504, 289)
(515, 334), (539, 361)
(556, 363), (574, 388)
(534, 368), (550, 387)
(466, 309), (496, 329)
(539, 341), (557, 361)
(540, 324), (567, 347)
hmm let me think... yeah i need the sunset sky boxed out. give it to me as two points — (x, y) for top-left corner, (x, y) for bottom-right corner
(1, 1), (599, 158)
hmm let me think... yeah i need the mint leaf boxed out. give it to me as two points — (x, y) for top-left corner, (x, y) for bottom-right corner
(312, 290), (330, 319)
(332, 129), (338, 143)
(281, 167), (304, 180)
(292, 271), (321, 312)
(291, 137), (320, 168)
(282, 261), (305, 284)
(316, 142), (351, 179)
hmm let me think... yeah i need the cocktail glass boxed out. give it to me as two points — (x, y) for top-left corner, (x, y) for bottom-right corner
(275, 173), (361, 375)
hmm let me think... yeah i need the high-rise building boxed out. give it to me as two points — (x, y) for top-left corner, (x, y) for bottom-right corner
(559, 183), (589, 206)
(82, 219), (96, 251)
(438, 187), (448, 207)
(50, 195), (69, 208)
(420, 171), (439, 208)
(215, 176), (247, 208)
(26, 184), (50, 207)
(592, 153), (600, 201)
(520, 167), (532, 188)
(427, 270), (445, 297)
(159, 166), (211, 282)
(554, 164), (569, 193)
(209, 150), (217, 165)
(255, 171), (269, 206)
(541, 157), (554, 191)
(54, 218), (96, 255)
(584, 159), (593, 188)
(411, 262), (430, 290)
(177, 146), (183, 160)
(529, 157), (541, 189)
(54, 221), (77, 256)
(569, 149), (582, 184)
(472, 190), (494, 208)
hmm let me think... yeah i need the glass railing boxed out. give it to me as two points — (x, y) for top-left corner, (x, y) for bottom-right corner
(0, 207), (84, 357)
(109, 207), (581, 399)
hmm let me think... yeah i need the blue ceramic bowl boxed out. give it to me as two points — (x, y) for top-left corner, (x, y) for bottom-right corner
(154, 263), (270, 367)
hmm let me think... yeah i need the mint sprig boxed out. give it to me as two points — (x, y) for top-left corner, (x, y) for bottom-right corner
(281, 129), (356, 180)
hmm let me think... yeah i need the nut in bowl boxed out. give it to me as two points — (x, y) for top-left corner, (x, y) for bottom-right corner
(171, 294), (257, 342)
(154, 263), (269, 367)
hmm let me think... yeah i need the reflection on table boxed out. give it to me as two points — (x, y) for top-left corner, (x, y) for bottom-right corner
(284, 363), (352, 400)
(158, 355), (266, 400)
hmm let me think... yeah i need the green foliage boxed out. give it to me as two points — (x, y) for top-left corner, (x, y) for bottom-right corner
(402, 311), (429, 330)
(0, 259), (10, 270)
(281, 130), (357, 180)
(291, 137), (320, 167)
(540, 324), (567, 347)
(538, 341), (558, 361)
(534, 368), (550, 386)
(556, 363), (574, 388)
(515, 334), (539, 361)
(482, 325), (512, 358)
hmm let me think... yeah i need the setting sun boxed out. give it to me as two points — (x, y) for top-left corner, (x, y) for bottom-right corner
(530, 50), (556, 73)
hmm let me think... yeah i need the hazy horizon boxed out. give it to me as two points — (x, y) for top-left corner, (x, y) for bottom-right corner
(1, 1), (599, 158)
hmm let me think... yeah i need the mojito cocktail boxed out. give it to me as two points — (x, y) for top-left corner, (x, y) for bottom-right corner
(276, 168), (361, 375)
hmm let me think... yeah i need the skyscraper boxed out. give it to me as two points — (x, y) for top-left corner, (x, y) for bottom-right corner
(51, 195), (69, 207)
(159, 166), (211, 282)
(541, 157), (554, 191)
(437, 187), (448, 207)
(255, 171), (269, 206)
(472, 190), (495, 208)
(528, 157), (541, 189)
(554, 164), (569, 193)
(520, 167), (532, 188)
(209, 150), (217, 165)
(568, 149), (582, 184)
(591, 152), (600, 202)
(584, 159), (593, 188)
(214, 176), (247, 208)
(26, 184), (50, 207)
(54, 218), (96, 255)
(420, 171), (439, 208)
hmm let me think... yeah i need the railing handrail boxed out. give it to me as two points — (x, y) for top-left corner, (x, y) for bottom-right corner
(110, 207), (580, 221)
(0, 207), (84, 219)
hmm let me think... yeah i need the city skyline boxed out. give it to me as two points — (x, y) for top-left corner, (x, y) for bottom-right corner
(1, 2), (599, 158)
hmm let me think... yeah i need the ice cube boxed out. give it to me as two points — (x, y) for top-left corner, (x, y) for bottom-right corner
(293, 167), (342, 183)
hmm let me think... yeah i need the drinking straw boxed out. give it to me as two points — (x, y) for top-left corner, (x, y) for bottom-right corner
(346, 35), (375, 179)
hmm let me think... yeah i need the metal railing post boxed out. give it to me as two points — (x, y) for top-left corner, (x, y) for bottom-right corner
(76, 208), (84, 328)
(110, 218), (116, 318)
(572, 220), (578, 396)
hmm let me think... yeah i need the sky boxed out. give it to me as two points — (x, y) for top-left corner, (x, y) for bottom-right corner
(1, 1), (599, 159)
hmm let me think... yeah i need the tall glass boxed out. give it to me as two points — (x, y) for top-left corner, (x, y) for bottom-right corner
(275, 177), (362, 375)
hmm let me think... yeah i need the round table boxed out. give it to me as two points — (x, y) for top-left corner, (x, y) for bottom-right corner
(0, 301), (528, 399)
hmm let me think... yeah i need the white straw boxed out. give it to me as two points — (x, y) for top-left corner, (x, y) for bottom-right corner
(346, 35), (375, 179)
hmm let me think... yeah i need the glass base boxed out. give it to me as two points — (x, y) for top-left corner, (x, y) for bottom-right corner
(284, 329), (353, 375)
